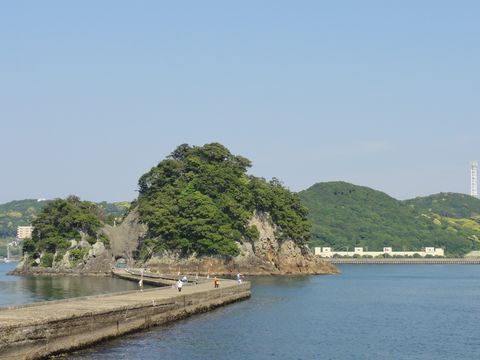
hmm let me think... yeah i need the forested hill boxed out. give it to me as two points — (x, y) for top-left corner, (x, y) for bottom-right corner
(0, 199), (129, 238)
(298, 182), (480, 256)
(404, 193), (480, 218)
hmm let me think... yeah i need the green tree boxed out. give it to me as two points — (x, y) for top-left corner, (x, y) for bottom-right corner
(31, 196), (102, 254)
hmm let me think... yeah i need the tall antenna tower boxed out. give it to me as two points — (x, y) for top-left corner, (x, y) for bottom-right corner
(472, 161), (478, 198)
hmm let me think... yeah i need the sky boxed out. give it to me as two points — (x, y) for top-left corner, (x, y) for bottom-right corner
(1, 1), (479, 203)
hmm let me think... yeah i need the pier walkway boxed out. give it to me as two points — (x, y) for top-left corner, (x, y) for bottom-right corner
(0, 275), (250, 360)
(112, 268), (212, 286)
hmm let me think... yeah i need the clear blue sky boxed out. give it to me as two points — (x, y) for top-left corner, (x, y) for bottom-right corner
(1, 1), (479, 203)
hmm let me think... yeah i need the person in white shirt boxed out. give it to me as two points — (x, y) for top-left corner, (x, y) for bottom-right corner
(176, 279), (183, 292)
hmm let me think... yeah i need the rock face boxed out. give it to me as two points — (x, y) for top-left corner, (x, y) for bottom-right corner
(14, 240), (113, 276)
(101, 210), (147, 265)
(144, 212), (338, 275)
(13, 232), (114, 275)
(12, 242), (114, 276)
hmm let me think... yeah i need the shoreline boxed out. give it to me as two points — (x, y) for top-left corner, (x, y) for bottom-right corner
(8, 269), (112, 277)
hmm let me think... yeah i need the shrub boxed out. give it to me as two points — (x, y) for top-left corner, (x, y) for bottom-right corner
(69, 248), (87, 264)
(22, 238), (36, 254)
(40, 253), (54, 267)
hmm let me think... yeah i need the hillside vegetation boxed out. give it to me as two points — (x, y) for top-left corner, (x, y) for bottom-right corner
(21, 196), (108, 267)
(299, 182), (480, 256)
(0, 199), (48, 238)
(0, 199), (129, 238)
(404, 192), (480, 218)
(404, 192), (480, 252)
(137, 143), (310, 258)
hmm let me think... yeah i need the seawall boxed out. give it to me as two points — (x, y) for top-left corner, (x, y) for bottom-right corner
(328, 258), (480, 264)
(0, 279), (250, 360)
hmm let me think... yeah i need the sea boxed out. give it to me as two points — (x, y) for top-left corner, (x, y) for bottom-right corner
(1, 262), (480, 359)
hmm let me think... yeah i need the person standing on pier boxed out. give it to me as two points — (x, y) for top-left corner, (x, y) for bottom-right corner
(176, 279), (183, 292)
(139, 268), (144, 292)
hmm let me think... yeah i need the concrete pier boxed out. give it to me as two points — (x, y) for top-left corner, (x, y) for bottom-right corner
(0, 277), (250, 360)
(111, 268), (206, 286)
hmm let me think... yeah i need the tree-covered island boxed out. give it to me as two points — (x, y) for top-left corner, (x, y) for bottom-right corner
(137, 143), (310, 258)
(16, 143), (335, 275)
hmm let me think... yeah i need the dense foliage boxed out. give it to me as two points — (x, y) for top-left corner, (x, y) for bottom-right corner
(137, 143), (309, 258)
(299, 182), (480, 257)
(26, 196), (102, 255)
(404, 193), (480, 218)
(0, 199), (128, 238)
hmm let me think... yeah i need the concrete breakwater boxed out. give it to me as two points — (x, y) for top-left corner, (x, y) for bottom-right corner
(0, 277), (250, 360)
(329, 258), (480, 264)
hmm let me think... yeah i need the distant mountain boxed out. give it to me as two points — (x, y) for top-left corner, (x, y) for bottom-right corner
(404, 192), (480, 218)
(299, 182), (480, 256)
(0, 199), (130, 238)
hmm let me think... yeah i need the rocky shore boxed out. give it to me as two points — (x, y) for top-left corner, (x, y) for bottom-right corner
(136, 211), (337, 276)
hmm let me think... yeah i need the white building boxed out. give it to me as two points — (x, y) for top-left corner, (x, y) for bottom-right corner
(17, 226), (34, 240)
(314, 246), (445, 258)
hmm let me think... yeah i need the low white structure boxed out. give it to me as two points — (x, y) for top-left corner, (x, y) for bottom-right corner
(314, 246), (445, 258)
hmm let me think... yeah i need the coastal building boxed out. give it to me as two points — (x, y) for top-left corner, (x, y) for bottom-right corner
(314, 246), (445, 258)
(16, 226), (34, 240)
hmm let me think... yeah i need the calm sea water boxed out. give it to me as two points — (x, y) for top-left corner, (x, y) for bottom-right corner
(1, 263), (480, 359)
(0, 262), (144, 306)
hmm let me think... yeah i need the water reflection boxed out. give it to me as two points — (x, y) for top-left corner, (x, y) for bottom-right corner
(250, 274), (315, 288)
(0, 262), (149, 307)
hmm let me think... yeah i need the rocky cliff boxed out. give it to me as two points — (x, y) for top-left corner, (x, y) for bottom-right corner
(14, 238), (113, 276)
(143, 211), (338, 275)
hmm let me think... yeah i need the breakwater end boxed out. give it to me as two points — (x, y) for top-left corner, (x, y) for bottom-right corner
(0, 276), (250, 359)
